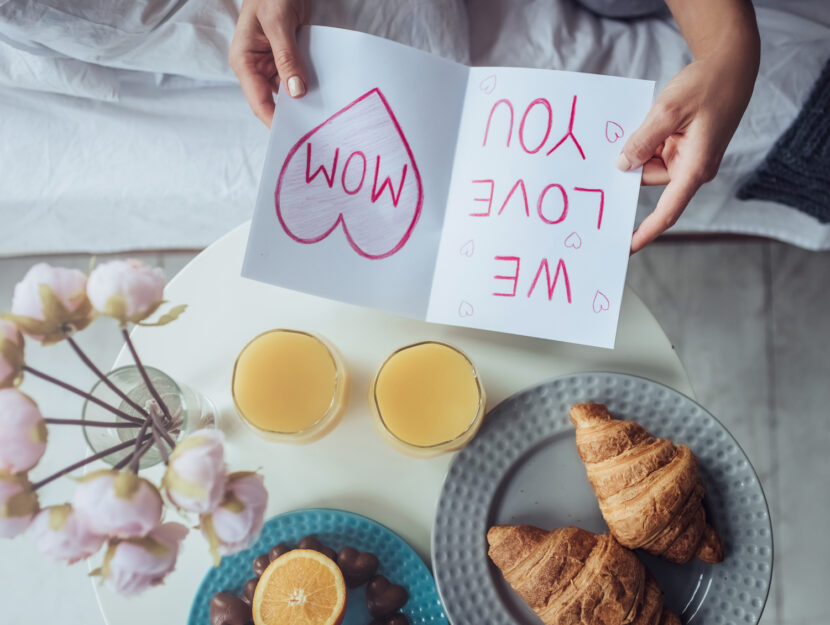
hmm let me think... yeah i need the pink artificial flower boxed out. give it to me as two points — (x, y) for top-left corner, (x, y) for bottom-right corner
(200, 472), (267, 565)
(72, 470), (162, 539)
(87, 259), (166, 324)
(0, 473), (38, 538)
(162, 429), (227, 514)
(0, 320), (24, 388)
(0, 388), (48, 473)
(97, 522), (188, 595)
(29, 503), (106, 563)
(8, 263), (93, 343)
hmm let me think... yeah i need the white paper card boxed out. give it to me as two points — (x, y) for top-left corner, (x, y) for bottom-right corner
(243, 26), (654, 348)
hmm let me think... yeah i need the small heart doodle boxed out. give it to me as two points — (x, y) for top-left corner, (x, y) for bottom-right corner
(593, 291), (610, 313)
(458, 300), (474, 317)
(479, 74), (497, 95)
(459, 239), (475, 257)
(564, 232), (582, 249)
(605, 121), (624, 143)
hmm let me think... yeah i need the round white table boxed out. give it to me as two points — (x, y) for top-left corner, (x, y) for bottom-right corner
(93, 222), (692, 624)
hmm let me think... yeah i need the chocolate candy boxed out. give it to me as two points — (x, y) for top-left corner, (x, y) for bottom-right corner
(241, 578), (258, 606)
(252, 553), (271, 577)
(210, 592), (253, 625)
(269, 542), (292, 562)
(298, 535), (336, 560)
(367, 575), (409, 618)
(369, 615), (410, 625)
(337, 546), (380, 588)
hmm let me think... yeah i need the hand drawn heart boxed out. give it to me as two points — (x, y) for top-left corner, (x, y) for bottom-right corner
(297, 535), (336, 560)
(459, 239), (475, 257)
(337, 546), (379, 588)
(479, 74), (497, 94)
(593, 291), (610, 313)
(458, 300), (474, 317)
(605, 121), (624, 143)
(367, 575), (409, 618)
(564, 232), (582, 249)
(276, 88), (423, 259)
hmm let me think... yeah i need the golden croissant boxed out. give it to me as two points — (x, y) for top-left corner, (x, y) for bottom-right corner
(570, 403), (723, 564)
(487, 524), (680, 625)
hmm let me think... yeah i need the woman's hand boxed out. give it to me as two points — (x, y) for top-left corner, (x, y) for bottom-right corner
(229, 0), (312, 127)
(619, 0), (760, 253)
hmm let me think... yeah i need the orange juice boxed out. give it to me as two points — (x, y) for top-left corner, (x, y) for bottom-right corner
(370, 342), (485, 457)
(232, 330), (347, 443)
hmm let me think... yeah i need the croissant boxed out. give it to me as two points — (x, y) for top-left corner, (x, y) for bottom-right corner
(569, 403), (723, 564)
(487, 524), (680, 625)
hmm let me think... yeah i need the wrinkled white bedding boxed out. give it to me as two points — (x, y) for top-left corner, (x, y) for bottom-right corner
(0, 0), (828, 256)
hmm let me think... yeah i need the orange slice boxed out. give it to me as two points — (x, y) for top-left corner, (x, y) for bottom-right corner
(252, 549), (347, 625)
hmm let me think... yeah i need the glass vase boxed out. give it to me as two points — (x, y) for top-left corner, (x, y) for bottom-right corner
(82, 365), (216, 469)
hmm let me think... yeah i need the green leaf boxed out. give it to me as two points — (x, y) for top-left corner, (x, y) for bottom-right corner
(104, 295), (128, 323)
(48, 504), (73, 531)
(138, 304), (187, 327)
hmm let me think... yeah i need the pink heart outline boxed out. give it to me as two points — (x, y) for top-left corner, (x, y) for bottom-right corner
(479, 74), (497, 95)
(593, 291), (610, 313)
(275, 88), (423, 260)
(605, 121), (624, 143)
(458, 300), (474, 317)
(460, 239), (475, 257)
(564, 232), (582, 249)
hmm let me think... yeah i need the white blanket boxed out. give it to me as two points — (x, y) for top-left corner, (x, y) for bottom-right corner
(1, 0), (828, 256)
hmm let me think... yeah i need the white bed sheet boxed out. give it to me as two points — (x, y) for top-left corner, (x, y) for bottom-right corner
(1, 0), (829, 256)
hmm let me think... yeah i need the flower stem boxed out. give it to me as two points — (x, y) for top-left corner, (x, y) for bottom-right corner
(66, 335), (149, 418)
(121, 328), (174, 425)
(44, 418), (140, 428)
(128, 418), (152, 473)
(147, 403), (177, 450)
(30, 433), (153, 491)
(23, 365), (144, 425)
(148, 419), (170, 464)
(114, 437), (155, 471)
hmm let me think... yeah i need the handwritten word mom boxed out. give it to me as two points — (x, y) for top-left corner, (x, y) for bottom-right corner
(305, 143), (408, 207)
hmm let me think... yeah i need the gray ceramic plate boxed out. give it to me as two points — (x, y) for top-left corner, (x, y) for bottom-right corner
(433, 372), (772, 625)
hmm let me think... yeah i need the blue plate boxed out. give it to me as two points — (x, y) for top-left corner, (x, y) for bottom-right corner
(188, 508), (448, 625)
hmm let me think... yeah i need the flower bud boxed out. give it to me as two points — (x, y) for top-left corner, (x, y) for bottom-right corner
(163, 429), (227, 514)
(0, 320), (24, 388)
(0, 473), (38, 538)
(72, 470), (162, 538)
(7, 263), (93, 343)
(0, 389), (47, 473)
(29, 503), (106, 563)
(200, 472), (267, 565)
(96, 522), (188, 595)
(87, 260), (166, 324)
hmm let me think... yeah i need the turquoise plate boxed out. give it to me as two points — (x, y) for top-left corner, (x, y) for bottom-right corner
(188, 508), (447, 625)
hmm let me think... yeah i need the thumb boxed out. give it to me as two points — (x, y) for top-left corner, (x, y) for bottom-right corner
(260, 16), (308, 98)
(617, 102), (678, 172)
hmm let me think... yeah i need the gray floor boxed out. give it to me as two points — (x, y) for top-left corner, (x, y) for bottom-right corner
(0, 241), (827, 625)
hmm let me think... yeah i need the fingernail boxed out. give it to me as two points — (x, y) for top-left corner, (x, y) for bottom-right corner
(287, 76), (305, 98)
(616, 153), (633, 171)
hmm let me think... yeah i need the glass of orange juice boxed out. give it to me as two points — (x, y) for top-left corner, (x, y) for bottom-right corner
(232, 329), (348, 444)
(370, 341), (485, 458)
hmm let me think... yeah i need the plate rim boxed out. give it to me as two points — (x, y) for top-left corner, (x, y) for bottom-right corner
(431, 370), (774, 625)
